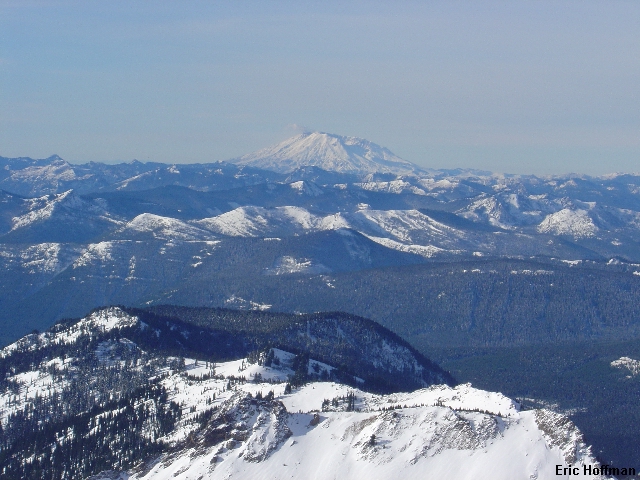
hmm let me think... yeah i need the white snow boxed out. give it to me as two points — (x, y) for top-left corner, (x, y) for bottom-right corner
(130, 374), (604, 480)
(0, 330), (611, 480)
(196, 206), (346, 237)
(232, 131), (421, 175)
(537, 209), (598, 237)
(355, 179), (427, 195)
(17, 243), (69, 274)
(289, 180), (323, 196)
(190, 205), (484, 258)
(120, 213), (214, 240)
(365, 235), (447, 258)
(263, 256), (331, 275)
(72, 241), (116, 267)
(351, 209), (459, 245)
(0, 307), (138, 358)
(197, 207), (286, 237)
(611, 356), (640, 377)
(224, 294), (272, 311)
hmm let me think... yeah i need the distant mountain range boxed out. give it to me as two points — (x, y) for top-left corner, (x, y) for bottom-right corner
(3, 134), (640, 474)
(2, 133), (640, 348)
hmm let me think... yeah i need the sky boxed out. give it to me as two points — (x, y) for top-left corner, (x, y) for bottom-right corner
(1, 1), (639, 175)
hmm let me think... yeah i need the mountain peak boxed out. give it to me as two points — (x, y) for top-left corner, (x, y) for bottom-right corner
(233, 132), (423, 175)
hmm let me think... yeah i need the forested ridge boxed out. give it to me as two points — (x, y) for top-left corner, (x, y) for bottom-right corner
(0, 306), (453, 479)
(144, 258), (640, 349)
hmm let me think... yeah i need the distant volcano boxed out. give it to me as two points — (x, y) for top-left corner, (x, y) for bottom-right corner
(232, 131), (423, 175)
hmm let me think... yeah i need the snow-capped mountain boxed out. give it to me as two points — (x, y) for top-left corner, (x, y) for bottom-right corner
(0, 307), (612, 480)
(232, 132), (423, 175)
(119, 384), (605, 480)
(3, 142), (640, 474)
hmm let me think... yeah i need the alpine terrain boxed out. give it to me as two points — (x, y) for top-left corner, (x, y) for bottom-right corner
(0, 308), (613, 480)
(1, 132), (640, 476)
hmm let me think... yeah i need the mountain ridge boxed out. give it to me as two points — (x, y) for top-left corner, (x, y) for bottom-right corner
(0, 306), (612, 480)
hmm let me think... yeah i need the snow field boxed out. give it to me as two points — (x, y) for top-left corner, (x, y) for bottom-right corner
(131, 353), (604, 480)
(0, 322), (611, 480)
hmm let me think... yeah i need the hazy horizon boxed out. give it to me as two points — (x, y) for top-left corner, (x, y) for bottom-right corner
(3, 130), (638, 178)
(1, 1), (638, 175)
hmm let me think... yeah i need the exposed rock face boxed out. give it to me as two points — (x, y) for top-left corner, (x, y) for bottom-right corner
(534, 409), (591, 465)
(128, 386), (608, 480)
(197, 393), (292, 463)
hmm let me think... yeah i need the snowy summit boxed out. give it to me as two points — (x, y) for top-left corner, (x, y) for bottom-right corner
(232, 132), (422, 175)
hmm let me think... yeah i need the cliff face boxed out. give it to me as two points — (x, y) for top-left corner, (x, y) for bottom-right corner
(121, 384), (604, 480)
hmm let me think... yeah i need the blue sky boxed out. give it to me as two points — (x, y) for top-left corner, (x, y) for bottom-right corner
(1, 1), (638, 174)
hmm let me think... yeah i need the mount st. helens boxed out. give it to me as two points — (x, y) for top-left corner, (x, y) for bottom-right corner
(0, 307), (611, 480)
(232, 131), (423, 175)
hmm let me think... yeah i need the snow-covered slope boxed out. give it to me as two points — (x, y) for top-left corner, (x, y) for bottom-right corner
(0, 157), (80, 196)
(194, 206), (470, 256)
(123, 382), (605, 480)
(0, 308), (612, 480)
(195, 206), (331, 237)
(193, 205), (551, 258)
(5, 190), (122, 243)
(232, 132), (422, 175)
(611, 356), (640, 378)
(116, 213), (215, 241)
(538, 209), (598, 238)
